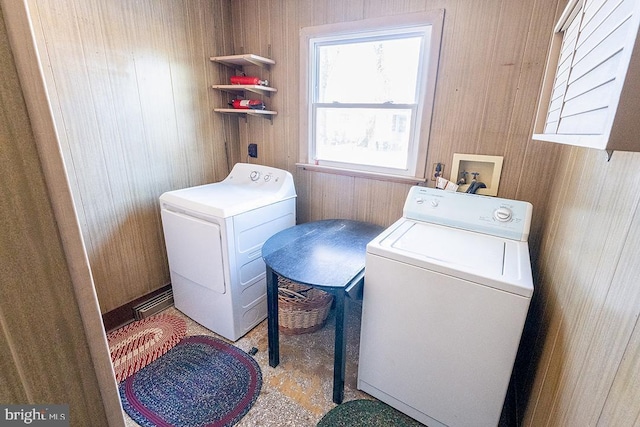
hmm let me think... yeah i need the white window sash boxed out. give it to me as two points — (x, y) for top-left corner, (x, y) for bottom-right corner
(311, 103), (420, 175)
(299, 10), (445, 181)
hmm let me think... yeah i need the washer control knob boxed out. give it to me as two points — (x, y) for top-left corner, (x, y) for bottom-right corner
(250, 171), (261, 181)
(415, 197), (425, 204)
(264, 174), (271, 182)
(494, 207), (513, 222)
(430, 199), (439, 207)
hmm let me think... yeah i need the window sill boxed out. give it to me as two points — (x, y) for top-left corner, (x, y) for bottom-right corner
(296, 163), (427, 184)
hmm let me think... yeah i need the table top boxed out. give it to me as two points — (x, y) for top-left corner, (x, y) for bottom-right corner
(262, 219), (384, 290)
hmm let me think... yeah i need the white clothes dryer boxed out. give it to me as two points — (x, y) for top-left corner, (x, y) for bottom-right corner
(159, 163), (296, 341)
(358, 186), (533, 427)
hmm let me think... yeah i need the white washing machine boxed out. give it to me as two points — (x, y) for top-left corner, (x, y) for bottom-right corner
(358, 186), (533, 427)
(159, 163), (296, 341)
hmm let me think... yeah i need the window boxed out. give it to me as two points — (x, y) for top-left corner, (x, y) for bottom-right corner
(299, 11), (444, 180)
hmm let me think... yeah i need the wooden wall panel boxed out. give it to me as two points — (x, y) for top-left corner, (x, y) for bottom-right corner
(520, 149), (640, 426)
(427, 0), (503, 166)
(526, 149), (606, 425)
(202, 1), (242, 174)
(599, 317), (640, 426)
(508, 0), (567, 203)
(568, 171), (640, 425)
(26, 0), (235, 313)
(0, 4), (109, 422)
(515, 141), (573, 414)
(473, 0), (534, 155)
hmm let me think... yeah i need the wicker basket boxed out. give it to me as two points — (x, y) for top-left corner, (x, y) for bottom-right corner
(277, 277), (333, 335)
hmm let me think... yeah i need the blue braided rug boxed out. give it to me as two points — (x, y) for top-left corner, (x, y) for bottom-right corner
(119, 335), (262, 427)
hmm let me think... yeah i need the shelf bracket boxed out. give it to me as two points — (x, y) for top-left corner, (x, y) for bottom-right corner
(246, 111), (275, 123)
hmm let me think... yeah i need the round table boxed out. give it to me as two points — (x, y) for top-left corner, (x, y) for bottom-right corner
(261, 219), (384, 403)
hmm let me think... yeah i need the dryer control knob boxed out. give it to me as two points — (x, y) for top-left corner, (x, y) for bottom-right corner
(250, 171), (261, 181)
(430, 199), (439, 207)
(493, 207), (513, 222)
(415, 197), (425, 204)
(264, 174), (272, 182)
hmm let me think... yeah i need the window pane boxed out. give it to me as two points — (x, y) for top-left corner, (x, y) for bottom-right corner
(315, 107), (412, 170)
(317, 36), (422, 104)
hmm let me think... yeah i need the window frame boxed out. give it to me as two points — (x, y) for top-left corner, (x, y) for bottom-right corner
(298, 11), (444, 182)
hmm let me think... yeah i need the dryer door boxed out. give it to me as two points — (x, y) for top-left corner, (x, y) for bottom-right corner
(161, 208), (226, 294)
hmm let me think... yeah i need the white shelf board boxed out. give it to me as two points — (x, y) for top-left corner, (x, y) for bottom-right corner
(210, 54), (275, 69)
(211, 84), (277, 95)
(213, 108), (277, 119)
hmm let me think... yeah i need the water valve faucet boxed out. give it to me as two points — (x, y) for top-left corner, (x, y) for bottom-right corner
(457, 170), (468, 185)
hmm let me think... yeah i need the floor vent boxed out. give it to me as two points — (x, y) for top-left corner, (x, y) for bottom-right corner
(133, 289), (174, 320)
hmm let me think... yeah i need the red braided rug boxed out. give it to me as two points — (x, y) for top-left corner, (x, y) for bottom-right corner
(107, 313), (187, 383)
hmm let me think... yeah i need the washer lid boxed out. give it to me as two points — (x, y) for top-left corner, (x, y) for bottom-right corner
(369, 219), (533, 297)
(391, 221), (505, 276)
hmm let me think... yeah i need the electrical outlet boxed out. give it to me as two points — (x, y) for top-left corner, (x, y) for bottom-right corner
(431, 163), (444, 181)
(248, 143), (258, 158)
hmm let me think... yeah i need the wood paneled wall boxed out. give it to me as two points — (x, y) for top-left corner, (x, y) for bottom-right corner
(519, 147), (640, 426)
(0, 4), (110, 423)
(25, 0), (239, 313)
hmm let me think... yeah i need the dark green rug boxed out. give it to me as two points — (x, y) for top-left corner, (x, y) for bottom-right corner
(317, 399), (424, 426)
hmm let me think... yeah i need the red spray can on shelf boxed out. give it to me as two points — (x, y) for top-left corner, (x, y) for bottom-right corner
(230, 75), (269, 86)
(229, 99), (266, 110)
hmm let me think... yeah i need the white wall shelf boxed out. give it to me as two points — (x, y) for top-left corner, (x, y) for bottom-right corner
(210, 53), (276, 121)
(210, 54), (275, 69)
(213, 108), (277, 120)
(211, 84), (276, 96)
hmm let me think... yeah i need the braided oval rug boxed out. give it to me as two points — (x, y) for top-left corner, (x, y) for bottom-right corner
(107, 314), (187, 383)
(119, 335), (262, 427)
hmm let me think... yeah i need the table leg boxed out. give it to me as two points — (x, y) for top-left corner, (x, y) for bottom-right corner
(266, 266), (279, 368)
(333, 291), (347, 404)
